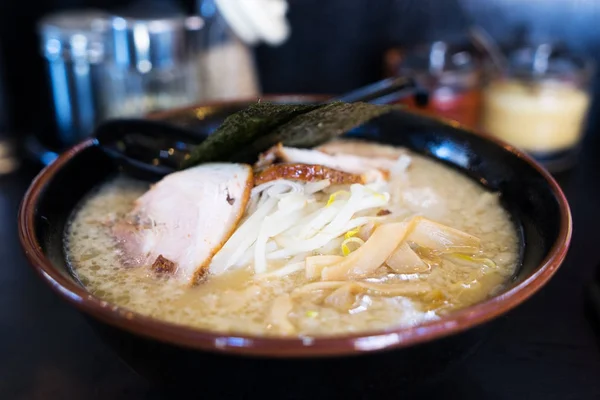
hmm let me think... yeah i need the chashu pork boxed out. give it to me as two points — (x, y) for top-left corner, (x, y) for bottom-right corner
(255, 141), (408, 182)
(112, 163), (253, 286)
(316, 139), (409, 160)
(254, 163), (364, 185)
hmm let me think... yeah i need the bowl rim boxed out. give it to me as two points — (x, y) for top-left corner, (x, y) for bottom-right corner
(18, 95), (572, 358)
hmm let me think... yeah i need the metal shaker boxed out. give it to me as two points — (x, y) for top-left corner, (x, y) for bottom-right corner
(38, 10), (114, 148)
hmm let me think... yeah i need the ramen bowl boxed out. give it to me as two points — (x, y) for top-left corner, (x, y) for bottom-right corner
(18, 96), (571, 397)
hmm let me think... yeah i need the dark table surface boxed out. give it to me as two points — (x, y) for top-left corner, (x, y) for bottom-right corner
(2, 133), (600, 400)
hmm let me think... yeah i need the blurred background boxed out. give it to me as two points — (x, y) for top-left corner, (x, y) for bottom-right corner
(1, 0), (599, 172)
(3, 2), (600, 398)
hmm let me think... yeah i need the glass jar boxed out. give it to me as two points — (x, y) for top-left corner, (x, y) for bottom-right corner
(101, 14), (202, 119)
(385, 41), (483, 129)
(481, 44), (594, 172)
(195, 0), (261, 100)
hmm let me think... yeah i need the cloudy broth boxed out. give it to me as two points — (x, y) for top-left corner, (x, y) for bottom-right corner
(66, 150), (519, 337)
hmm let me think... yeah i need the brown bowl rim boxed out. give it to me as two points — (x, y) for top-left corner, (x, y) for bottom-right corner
(18, 95), (572, 358)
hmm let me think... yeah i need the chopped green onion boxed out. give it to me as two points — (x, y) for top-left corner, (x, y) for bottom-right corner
(341, 237), (365, 256)
(326, 190), (350, 207)
(344, 227), (360, 239)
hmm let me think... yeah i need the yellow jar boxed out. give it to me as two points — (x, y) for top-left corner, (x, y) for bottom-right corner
(480, 44), (593, 171)
(481, 79), (590, 153)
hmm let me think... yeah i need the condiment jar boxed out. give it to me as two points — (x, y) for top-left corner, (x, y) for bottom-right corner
(385, 41), (483, 129)
(101, 13), (203, 119)
(195, 0), (290, 101)
(38, 9), (113, 146)
(480, 44), (593, 172)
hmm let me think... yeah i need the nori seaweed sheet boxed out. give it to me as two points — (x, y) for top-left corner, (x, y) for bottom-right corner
(181, 102), (323, 168)
(182, 101), (399, 168)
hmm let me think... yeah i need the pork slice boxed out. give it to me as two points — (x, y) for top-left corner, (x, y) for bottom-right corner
(112, 163), (253, 285)
(254, 163), (364, 185)
(316, 139), (409, 159)
(277, 146), (395, 182)
(255, 142), (284, 169)
(254, 139), (413, 184)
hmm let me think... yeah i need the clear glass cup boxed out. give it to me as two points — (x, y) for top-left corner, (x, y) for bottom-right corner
(101, 14), (202, 119)
(481, 43), (594, 172)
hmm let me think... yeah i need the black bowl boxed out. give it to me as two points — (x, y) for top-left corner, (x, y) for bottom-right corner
(19, 96), (571, 398)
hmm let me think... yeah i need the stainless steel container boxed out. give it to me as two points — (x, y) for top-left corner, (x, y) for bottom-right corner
(38, 9), (112, 147)
(0, 44), (18, 174)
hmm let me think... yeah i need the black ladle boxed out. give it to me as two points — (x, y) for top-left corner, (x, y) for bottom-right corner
(95, 76), (428, 181)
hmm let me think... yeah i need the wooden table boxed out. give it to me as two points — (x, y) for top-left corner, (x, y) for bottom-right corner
(2, 134), (600, 399)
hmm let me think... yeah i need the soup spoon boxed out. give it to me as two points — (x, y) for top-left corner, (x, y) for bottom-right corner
(94, 76), (428, 181)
